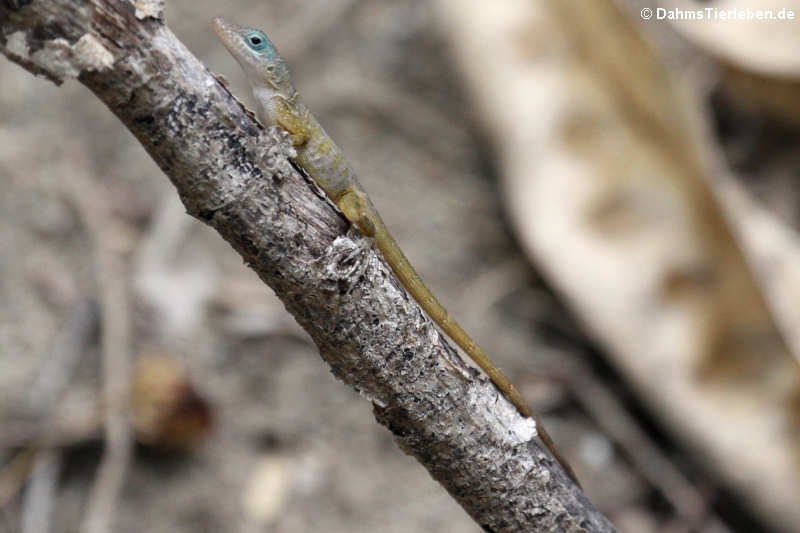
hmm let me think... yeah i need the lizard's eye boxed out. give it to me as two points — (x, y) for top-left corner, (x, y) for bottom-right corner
(245, 31), (269, 52)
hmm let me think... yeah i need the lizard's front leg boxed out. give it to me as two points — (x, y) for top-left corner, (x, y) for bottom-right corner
(273, 97), (310, 146)
(277, 117), (309, 146)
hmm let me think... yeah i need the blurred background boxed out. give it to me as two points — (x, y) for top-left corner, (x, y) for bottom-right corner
(2, 0), (800, 531)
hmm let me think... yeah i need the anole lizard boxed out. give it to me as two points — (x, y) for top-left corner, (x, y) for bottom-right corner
(213, 17), (579, 485)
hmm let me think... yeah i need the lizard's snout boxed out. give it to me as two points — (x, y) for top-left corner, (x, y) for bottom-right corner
(212, 17), (236, 38)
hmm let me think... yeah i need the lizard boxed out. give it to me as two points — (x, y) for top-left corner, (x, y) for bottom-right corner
(212, 17), (579, 486)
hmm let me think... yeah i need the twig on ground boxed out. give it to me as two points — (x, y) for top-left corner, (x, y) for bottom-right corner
(66, 173), (133, 533)
(0, 450), (37, 510)
(26, 299), (99, 414)
(569, 369), (722, 531)
(20, 450), (60, 533)
(0, 298), (98, 512)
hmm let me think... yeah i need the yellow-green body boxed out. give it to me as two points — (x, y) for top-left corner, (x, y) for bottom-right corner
(213, 17), (578, 485)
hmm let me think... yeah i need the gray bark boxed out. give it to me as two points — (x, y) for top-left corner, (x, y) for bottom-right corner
(0, 2), (616, 531)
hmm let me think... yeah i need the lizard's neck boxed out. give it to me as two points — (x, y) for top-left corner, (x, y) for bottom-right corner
(252, 87), (299, 123)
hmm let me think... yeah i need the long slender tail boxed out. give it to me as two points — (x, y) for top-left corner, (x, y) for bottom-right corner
(370, 214), (580, 486)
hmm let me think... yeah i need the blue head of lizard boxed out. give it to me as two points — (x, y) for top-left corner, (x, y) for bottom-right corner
(213, 17), (294, 95)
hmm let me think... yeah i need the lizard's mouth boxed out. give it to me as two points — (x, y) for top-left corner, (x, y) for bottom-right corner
(212, 17), (236, 35)
(212, 17), (238, 50)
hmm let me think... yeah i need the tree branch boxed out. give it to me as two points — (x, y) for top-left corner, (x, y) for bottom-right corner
(0, 2), (615, 531)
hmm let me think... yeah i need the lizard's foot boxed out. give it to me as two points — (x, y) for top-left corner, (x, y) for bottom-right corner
(289, 132), (308, 146)
(338, 190), (376, 237)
